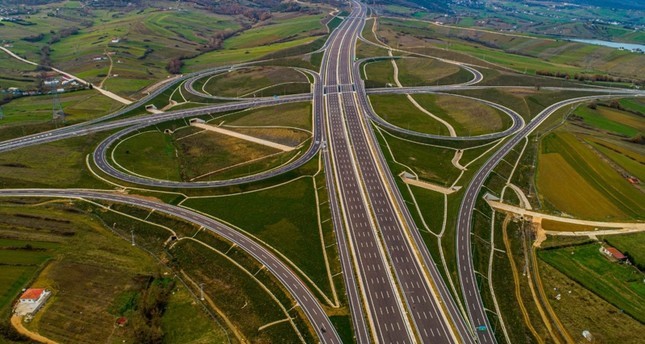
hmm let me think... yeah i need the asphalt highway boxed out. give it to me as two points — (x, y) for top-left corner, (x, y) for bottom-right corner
(0, 188), (342, 343)
(3, 2), (645, 342)
(323, 1), (473, 342)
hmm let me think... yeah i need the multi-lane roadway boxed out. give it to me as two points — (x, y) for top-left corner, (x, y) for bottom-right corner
(2, 1), (644, 342)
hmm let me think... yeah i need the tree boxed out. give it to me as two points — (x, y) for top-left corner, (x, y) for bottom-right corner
(166, 58), (183, 74)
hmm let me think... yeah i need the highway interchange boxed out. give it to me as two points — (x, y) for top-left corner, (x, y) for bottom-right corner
(1, 1), (643, 343)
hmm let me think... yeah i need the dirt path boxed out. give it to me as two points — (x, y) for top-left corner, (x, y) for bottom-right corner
(191, 123), (296, 152)
(487, 199), (645, 230)
(399, 172), (460, 194)
(11, 315), (59, 344)
(501, 215), (543, 343)
(388, 50), (457, 137)
(451, 150), (466, 170)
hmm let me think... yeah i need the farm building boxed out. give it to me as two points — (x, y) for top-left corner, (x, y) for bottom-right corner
(600, 246), (627, 261)
(14, 288), (51, 316)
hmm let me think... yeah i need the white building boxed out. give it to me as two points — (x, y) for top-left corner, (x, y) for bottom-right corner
(14, 288), (51, 316)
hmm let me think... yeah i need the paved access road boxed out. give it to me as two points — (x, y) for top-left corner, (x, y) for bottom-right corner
(0, 188), (342, 343)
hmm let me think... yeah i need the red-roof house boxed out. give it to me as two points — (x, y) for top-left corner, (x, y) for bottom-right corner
(18, 288), (48, 304)
(601, 246), (627, 261)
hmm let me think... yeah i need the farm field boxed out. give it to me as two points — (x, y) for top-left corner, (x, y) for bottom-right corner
(536, 131), (643, 220)
(538, 243), (645, 323)
(573, 103), (644, 137)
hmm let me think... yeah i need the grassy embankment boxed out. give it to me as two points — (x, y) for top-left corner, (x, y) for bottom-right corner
(112, 102), (312, 182)
(193, 65), (310, 98)
(369, 93), (510, 136)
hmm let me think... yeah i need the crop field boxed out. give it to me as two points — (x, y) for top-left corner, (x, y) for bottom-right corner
(537, 131), (643, 220)
(588, 139), (645, 182)
(0, 90), (123, 126)
(539, 261), (644, 343)
(574, 104), (644, 137)
(538, 243), (645, 323)
(182, 176), (334, 299)
(196, 66), (309, 97)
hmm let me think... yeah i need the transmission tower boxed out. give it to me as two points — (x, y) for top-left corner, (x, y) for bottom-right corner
(51, 87), (65, 123)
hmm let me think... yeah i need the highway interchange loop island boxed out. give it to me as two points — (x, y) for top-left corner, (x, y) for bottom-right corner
(0, 1), (642, 343)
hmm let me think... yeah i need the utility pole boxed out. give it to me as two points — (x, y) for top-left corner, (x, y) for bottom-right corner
(0, 105), (4, 120)
(199, 283), (205, 301)
(131, 230), (135, 246)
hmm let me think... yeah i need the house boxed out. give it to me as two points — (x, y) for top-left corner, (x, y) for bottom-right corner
(600, 246), (627, 261)
(14, 288), (51, 317)
(18, 288), (49, 304)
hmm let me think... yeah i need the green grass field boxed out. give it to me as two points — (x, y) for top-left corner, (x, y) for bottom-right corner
(574, 105), (644, 137)
(539, 260), (645, 343)
(395, 58), (470, 86)
(537, 131), (643, 220)
(1, 90), (123, 126)
(223, 14), (325, 49)
(369, 94), (451, 135)
(196, 66), (309, 97)
(182, 176), (334, 299)
(112, 130), (183, 181)
(412, 94), (510, 136)
(0, 134), (111, 189)
(376, 129), (460, 186)
(377, 17), (645, 82)
(539, 243), (645, 323)
(601, 232), (645, 268)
